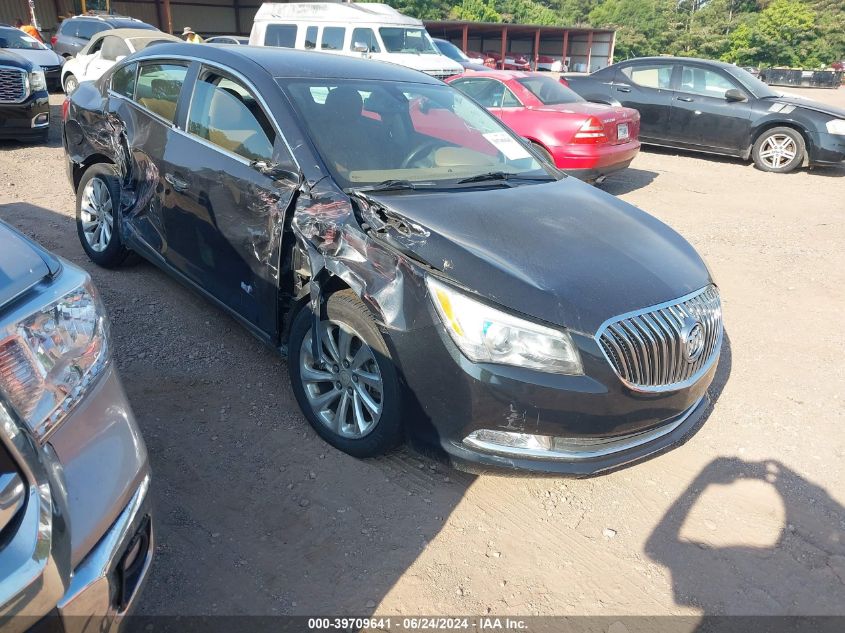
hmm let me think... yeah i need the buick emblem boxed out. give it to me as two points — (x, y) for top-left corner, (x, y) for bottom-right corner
(681, 318), (705, 363)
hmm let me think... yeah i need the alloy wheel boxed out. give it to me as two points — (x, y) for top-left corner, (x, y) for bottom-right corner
(759, 134), (797, 170)
(80, 177), (114, 252)
(299, 321), (384, 439)
(64, 75), (78, 94)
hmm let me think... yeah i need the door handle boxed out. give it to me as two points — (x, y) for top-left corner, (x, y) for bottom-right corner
(164, 173), (189, 192)
(614, 86), (631, 93)
(675, 96), (694, 102)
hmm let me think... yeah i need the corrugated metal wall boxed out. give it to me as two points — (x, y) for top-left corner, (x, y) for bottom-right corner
(0, 0), (262, 36)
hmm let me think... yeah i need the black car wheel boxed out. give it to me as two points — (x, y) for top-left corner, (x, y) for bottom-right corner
(289, 290), (403, 458)
(63, 74), (78, 94)
(752, 127), (805, 173)
(75, 164), (133, 268)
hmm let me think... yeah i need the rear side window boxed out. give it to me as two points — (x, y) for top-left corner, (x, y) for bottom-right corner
(350, 28), (379, 53)
(101, 36), (130, 61)
(111, 62), (137, 98)
(622, 63), (673, 89)
(135, 63), (188, 123)
(76, 20), (108, 41)
(187, 71), (276, 163)
(265, 24), (297, 48)
(517, 76), (583, 105)
(451, 78), (505, 108)
(304, 26), (317, 49)
(321, 27), (345, 51)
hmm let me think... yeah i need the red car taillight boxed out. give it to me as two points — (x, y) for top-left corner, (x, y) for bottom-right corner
(51, 35), (57, 45)
(62, 97), (70, 122)
(573, 116), (607, 144)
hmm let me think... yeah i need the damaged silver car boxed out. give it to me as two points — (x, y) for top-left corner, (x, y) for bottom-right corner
(62, 44), (722, 475)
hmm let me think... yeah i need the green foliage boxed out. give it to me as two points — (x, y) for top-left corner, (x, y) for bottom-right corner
(383, 0), (844, 67)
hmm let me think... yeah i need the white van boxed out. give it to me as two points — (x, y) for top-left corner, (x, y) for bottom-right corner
(249, 2), (464, 80)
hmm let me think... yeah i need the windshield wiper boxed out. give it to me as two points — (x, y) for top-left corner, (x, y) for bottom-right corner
(457, 171), (555, 184)
(347, 179), (420, 194)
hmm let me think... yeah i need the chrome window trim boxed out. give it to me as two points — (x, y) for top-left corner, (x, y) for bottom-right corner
(112, 53), (300, 172)
(594, 285), (723, 393)
(0, 64), (29, 105)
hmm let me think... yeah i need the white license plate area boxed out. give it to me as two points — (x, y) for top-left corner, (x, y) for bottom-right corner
(617, 123), (629, 141)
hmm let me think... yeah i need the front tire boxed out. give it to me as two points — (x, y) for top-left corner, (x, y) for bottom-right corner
(63, 74), (78, 94)
(75, 163), (133, 268)
(752, 127), (805, 173)
(289, 290), (403, 458)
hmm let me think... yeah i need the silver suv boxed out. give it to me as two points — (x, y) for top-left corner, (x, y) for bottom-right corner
(0, 221), (153, 631)
(52, 13), (157, 59)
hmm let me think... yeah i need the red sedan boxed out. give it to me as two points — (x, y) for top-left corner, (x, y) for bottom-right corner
(447, 71), (641, 181)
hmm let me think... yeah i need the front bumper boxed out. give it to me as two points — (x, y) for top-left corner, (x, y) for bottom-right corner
(808, 130), (845, 165)
(0, 93), (50, 141)
(393, 320), (717, 476)
(56, 475), (154, 631)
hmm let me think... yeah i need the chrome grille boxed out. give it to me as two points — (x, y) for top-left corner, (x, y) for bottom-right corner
(427, 70), (456, 81)
(596, 285), (722, 392)
(0, 66), (27, 104)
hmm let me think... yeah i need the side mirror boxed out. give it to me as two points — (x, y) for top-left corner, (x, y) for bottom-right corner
(250, 160), (300, 186)
(352, 42), (369, 54)
(725, 88), (747, 103)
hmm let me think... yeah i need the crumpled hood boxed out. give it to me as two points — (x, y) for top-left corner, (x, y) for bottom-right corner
(364, 177), (712, 334)
(767, 95), (845, 119)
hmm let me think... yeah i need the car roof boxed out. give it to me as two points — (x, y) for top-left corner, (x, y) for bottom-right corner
(618, 56), (737, 70)
(90, 28), (175, 43)
(134, 42), (443, 83)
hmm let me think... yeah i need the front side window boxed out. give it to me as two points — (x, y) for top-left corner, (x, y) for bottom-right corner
(304, 26), (318, 50)
(111, 62), (137, 98)
(188, 71), (275, 163)
(100, 36), (130, 61)
(136, 63), (188, 123)
(517, 76), (583, 105)
(378, 27), (437, 54)
(265, 24), (297, 48)
(320, 27), (345, 51)
(283, 78), (548, 189)
(622, 63), (673, 89)
(350, 28), (380, 53)
(678, 65), (739, 98)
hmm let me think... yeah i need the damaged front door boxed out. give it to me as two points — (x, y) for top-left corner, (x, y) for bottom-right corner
(160, 67), (298, 337)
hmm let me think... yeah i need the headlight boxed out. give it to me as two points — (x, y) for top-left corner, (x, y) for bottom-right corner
(426, 277), (583, 374)
(28, 70), (47, 93)
(0, 280), (109, 442)
(826, 119), (845, 135)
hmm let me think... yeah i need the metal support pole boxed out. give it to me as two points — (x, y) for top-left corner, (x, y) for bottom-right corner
(533, 29), (540, 71)
(461, 24), (468, 52)
(586, 31), (593, 72)
(499, 26), (507, 70)
(162, 0), (172, 34)
(562, 30), (569, 70)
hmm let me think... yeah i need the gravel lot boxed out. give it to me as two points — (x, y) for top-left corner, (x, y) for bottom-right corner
(1, 87), (844, 619)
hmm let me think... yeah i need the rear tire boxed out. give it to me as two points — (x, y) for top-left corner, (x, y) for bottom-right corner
(289, 290), (403, 458)
(752, 127), (805, 173)
(75, 163), (133, 268)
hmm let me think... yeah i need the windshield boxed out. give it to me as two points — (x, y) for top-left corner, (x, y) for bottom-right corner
(436, 39), (470, 63)
(379, 27), (438, 54)
(282, 79), (552, 190)
(517, 76), (584, 105)
(0, 29), (46, 50)
(726, 66), (780, 98)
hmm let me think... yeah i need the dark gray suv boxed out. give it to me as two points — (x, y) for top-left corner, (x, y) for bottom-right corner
(52, 14), (157, 59)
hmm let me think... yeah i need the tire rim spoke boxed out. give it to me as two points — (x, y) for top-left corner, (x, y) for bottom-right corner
(81, 177), (113, 252)
(300, 321), (384, 439)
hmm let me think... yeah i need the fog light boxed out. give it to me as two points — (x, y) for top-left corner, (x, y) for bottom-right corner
(32, 113), (49, 128)
(464, 429), (552, 452)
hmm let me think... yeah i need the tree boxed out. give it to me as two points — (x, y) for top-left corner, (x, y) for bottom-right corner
(448, 0), (502, 21)
(752, 0), (818, 66)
